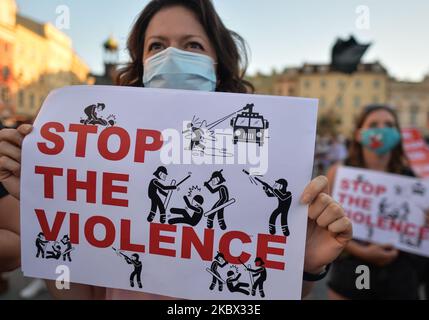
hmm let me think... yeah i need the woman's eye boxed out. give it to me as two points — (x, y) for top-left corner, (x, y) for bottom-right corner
(385, 122), (394, 128)
(148, 42), (164, 52)
(187, 42), (204, 50)
(369, 122), (378, 128)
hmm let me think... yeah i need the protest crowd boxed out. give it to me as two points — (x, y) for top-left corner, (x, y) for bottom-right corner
(0, 0), (428, 301)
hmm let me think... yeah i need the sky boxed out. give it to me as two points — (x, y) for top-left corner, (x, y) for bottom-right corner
(15, 0), (429, 81)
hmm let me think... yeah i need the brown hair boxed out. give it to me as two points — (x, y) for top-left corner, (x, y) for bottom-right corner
(347, 105), (409, 174)
(116, 0), (254, 93)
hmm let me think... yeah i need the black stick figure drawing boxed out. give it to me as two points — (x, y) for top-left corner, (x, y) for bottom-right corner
(113, 248), (143, 289)
(80, 103), (116, 126)
(206, 252), (228, 292)
(226, 270), (250, 295)
(46, 242), (62, 260)
(243, 170), (292, 236)
(147, 166), (177, 224)
(245, 257), (267, 298)
(61, 235), (73, 262)
(168, 195), (204, 226)
(183, 122), (206, 152)
(204, 170), (230, 230)
(35, 232), (48, 258)
(266, 179), (292, 237)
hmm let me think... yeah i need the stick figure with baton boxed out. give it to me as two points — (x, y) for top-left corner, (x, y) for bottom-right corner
(163, 172), (192, 211)
(147, 167), (192, 224)
(244, 257), (267, 298)
(238, 258), (254, 288)
(206, 252), (228, 291)
(204, 170), (232, 230)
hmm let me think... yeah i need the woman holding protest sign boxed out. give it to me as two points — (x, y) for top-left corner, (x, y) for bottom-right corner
(0, 0), (352, 300)
(326, 104), (428, 300)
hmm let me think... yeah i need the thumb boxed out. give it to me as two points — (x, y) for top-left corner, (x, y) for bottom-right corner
(18, 124), (33, 136)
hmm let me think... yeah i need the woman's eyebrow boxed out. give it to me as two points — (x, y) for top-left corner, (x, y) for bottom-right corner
(146, 35), (169, 42)
(181, 34), (206, 41)
(146, 34), (206, 42)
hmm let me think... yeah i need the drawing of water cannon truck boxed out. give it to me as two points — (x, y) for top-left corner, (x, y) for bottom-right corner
(230, 104), (269, 146)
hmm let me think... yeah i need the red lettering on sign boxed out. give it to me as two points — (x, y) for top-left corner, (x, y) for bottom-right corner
(149, 223), (176, 257)
(181, 227), (214, 261)
(134, 129), (163, 163)
(69, 124), (98, 157)
(219, 231), (251, 264)
(256, 234), (287, 270)
(37, 122), (65, 155)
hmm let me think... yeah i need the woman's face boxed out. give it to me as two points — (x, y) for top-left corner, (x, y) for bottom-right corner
(143, 6), (217, 63)
(356, 109), (397, 143)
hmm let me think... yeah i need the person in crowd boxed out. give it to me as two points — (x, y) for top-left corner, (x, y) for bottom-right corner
(0, 0), (352, 299)
(327, 134), (348, 164)
(326, 104), (428, 300)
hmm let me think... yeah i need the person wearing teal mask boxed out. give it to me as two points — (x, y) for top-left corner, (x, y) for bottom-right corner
(327, 104), (428, 300)
(0, 0), (352, 300)
(360, 127), (401, 156)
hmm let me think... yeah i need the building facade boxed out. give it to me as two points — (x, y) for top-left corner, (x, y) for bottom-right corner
(251, 62), (391, 136)
(0, 0), (17, 120)
(389, 76), (429, 135)
(0, 0), (90, 123)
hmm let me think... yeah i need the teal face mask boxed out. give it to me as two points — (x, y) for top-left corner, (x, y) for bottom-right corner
(143, 47), (217, 91)
(361, 127), (401, 155)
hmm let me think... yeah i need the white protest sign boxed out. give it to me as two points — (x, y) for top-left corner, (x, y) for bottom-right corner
(21, 85), (318, 299)
(333, 166), (429, 257)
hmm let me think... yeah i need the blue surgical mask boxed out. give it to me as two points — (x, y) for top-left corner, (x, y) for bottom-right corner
(143, 47), (217, 91)
(361, 127), (401, 155)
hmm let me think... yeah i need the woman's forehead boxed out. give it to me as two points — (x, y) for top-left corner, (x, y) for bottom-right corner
(364, 109), (395, 123)
(146, 6), (208, 40)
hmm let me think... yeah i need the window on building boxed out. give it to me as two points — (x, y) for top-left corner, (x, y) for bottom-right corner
(18, 90), (24, 109)
(29, 94), (35, 109)
(1, 87), (10, 104)
(319, 66), (329, 73)
(304, 80), (311, 89)
(2, 66), (10, 81)
(355, 79), (362, 88)
(338, 80), (346, 90)
(373, 79), (381, 89)
(336, 96), (343, 107)
(319, 97), (325, 108)
(410, 105), (420, 126)
(320, 79), (327, 89)
(354, 96), (361, 108)
(373, 96), (380, 104)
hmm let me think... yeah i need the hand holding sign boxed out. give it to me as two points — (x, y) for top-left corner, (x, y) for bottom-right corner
(0, 124), (33, 199)
(361, 244), (399, 267)
(301, 176), (353, 274)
